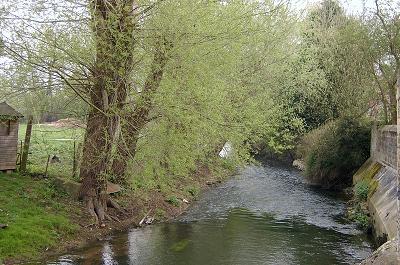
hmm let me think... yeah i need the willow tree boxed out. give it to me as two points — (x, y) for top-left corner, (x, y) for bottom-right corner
(280, 0), (376, 132)
(107, 0), (297, 188)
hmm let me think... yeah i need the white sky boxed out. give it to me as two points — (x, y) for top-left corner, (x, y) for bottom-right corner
(293, 0), (377, 14)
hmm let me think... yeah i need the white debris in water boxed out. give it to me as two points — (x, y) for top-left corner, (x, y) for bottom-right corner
(219, 142), (232, 158)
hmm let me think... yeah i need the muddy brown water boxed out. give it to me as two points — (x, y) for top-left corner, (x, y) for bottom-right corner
(47, 164), (373, 265)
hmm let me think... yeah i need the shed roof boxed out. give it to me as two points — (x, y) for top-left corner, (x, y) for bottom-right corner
(0, 102), (23, 118)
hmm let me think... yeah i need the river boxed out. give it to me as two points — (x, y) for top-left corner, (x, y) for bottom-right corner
(48, 163), (374, 265)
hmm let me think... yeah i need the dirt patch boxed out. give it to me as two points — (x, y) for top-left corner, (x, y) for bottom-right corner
(44, 118), (86, 129)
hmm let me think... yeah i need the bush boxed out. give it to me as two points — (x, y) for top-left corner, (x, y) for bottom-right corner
(354, 181), (369, 201)
(166, 195), (181, 207)
(352, 209), (370, 231)
(298, 117), (370, 188)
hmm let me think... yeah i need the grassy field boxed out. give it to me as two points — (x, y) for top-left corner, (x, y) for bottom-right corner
(18, 124), (84, 180)
(0, 172), (79, 263)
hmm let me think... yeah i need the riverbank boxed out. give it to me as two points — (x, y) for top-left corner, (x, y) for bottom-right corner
(0, 167), (228, 265)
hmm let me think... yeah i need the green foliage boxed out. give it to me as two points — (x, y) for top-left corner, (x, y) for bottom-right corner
(166, 196), (181, 207)
(124, 0), (297, 189)
(354, 181), (369, 202)
(278, 0), (375, 132)
(299, 117), (371, 188)
(352, 208), (370, 231)
(185, 186), (200, 197)
(0, 173), (78, 260)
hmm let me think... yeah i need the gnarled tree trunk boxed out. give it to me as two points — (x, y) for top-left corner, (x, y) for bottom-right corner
(79, 0), (136, 226)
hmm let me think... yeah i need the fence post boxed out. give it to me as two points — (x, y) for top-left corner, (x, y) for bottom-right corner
(20, 115), (33, 173)
(73, 140), (77, 178)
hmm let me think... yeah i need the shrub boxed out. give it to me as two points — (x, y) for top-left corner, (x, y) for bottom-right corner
(166, 196), (181, 207)
(185, 186), (200, 197)
(298, 116), (370, 188)
(354, 180), (369, 201)
(353, 209), (370, 231)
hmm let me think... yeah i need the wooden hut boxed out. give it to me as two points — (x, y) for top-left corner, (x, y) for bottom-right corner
(0, 102), (23, 172)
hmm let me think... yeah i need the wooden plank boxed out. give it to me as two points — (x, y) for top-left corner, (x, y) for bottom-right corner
(0, 120), (19, 171)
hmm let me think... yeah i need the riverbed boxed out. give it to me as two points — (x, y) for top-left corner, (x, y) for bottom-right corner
(48, 163), (373, 265)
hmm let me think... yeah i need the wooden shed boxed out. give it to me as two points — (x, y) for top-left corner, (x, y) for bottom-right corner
(0, 102), (23, 172)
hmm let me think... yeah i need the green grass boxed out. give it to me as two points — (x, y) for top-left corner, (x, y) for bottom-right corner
(0, 172), (79, 261)
(18, 124), (84, 180)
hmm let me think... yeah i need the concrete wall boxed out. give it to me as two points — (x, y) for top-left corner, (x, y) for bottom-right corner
(369, 125), (398, 240)
(371, 125), (397, 170)
(368, 165), (398, 240)
(357, 125), (399, 264)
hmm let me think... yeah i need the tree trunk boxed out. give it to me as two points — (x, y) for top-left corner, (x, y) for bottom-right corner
(396, 72), (400, 244)
(111, 39), (171, 182)
(389, 82), (398, 125)
(111, 119), (139, 184)
(79, 106), (112, 225)
(79, 0), (136, 225)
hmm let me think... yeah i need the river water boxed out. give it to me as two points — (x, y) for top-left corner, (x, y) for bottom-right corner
(48, 164), (374, 265)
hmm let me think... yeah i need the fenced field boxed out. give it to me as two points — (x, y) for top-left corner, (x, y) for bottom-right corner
(18, 123), (84, 180)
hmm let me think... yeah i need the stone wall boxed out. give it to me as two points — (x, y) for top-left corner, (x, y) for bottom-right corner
(371, 125), (397, 170)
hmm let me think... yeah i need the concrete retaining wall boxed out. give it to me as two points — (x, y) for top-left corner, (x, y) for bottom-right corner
(368, 165), (398, 240)
(355, 125), (399, 264)
(367, 125), (398, 240)
(371, 125), (397, 170)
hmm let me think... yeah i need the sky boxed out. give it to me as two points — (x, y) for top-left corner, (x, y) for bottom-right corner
(294, 0), (377, 14)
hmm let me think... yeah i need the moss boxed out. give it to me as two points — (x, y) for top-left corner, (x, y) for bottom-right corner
(368, 179), (379, 197)
(170, 239), (190, 252)
(348, 159), (382, 232)
(353, 159), (376, 183)
(352, 160), (381, 199)
(360, 162), (381, 183)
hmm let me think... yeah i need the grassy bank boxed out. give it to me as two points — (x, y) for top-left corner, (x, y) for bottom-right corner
(0, 173), (79, 263)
